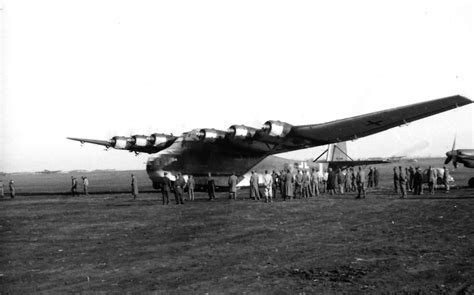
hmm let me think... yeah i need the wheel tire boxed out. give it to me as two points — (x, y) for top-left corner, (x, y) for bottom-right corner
(468, 177), (474, 188)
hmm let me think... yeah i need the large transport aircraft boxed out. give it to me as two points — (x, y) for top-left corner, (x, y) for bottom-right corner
(444, 138), (474, 187)
(68, 95), (472, 189)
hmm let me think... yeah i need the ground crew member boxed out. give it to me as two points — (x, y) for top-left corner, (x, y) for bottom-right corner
(350, 168), (356, 192)
(186, 175), (195, 201)
(413, 167), (423, 195)
(322, 169), (328, 193)
(131, 174), (138, 199)
(294, 170), (303, 198)
(399, 166), (407, 199)
(393, 167), (399, 193)
(250, 171), (260, 200)
(207, 173), (216, 200)
(9, 180), (15, 199)
(174, 173), (185, 204)
(162, 172), (171, 205)
(0, 180), (4, 198)
(302, 170), (311, 198)
(428, 166), (436, 195)
(263, 170), (273, 203)
(355, 167), (366, 199)
(283, 168), (294, 200)
(373, 167), (379, 188)
(310, 168), (320, 197)
(82, 176), (89, 196)
(71, 176), (78, 197)
(279, 169), (286, 198)
(443, 166), (450, 193)
(228, 172), (238, 199)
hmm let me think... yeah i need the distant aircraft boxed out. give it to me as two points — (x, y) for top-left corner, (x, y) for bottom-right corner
(313, 141), (390, 170)
(68, 95), (472, 188)
(444, 138), (474, 187)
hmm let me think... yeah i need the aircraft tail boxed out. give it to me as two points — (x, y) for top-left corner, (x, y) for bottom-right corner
(327, 142), (349, 161)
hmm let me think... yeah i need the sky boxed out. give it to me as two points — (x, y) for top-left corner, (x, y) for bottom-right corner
(1, 0), (473, 172)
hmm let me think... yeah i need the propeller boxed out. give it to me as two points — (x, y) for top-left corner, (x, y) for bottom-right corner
(444, 136), (458, 168)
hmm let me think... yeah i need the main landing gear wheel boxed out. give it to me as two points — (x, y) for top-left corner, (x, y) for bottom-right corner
(468, 177), (474, 188)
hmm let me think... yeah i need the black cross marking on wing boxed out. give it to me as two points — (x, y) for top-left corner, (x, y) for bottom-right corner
(366, 119), (383, 126)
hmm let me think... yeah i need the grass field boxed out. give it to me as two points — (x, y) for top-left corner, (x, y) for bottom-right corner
(1, 158), (473, 293)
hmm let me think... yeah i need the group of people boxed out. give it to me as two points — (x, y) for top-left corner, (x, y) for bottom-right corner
(0, 180), (15, 199)
(393, 165), (450, 198)
(70, 176), (89, 197)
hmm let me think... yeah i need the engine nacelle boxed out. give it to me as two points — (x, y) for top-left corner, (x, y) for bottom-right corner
(197, 129), (226, 141)
(227, 125), (257, 139)
(130, 135), (149, 147)
(148, 133), (171, 147)
(110, 136), (131, 150)
(261, 120), (293, 137)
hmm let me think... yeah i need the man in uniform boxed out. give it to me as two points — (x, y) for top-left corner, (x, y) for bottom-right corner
(302, 170), (311, 198)
(428, 166), (436, 195)
(71, 176), (78, 197)
(294, 170), (303, 199)
(442, 166), (450, 193)
(207, 173), (216, 200)
(9, 180), (16, 199)
(82, 176), (89, 196)
(250, 171), (260, 200)
(355, 167), (366, 199)
(162, 172), (172, 205)
(0, 180), (4, 198)
(283, 168), (294, 200)
(408, 166), (415, 192)
(186, 175), (195, 201)
(263, 170), (273, 203)
(398, 166), (407, 199)
(131, 174), (138, 199)
(174, 173), (185, 205)
(310, 167), (320, 197)
(228, 172), (238, 200)
(337, 168), (345, 194)
(327, 168), (337, 195)
(373, 167), (379, 188)
(393, 167), (399, 193)
(271, 171), (279, 199)
(367, 167), (374, 188)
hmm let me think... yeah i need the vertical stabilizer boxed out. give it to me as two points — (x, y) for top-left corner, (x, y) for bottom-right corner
(327, 142), (348, 161)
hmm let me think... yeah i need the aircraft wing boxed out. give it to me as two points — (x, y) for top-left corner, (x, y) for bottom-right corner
(67, 137), (112, 147)
(291, 95), (472, 145)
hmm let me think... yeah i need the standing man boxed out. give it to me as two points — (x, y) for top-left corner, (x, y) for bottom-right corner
(284, 168), (294, 200)
(393, 167), (399, 193)
(337, 168), (345, 194)
(350, 168), (356, 192)
(82, 176), (89, 196)
(413, 167), (423, 195)
(186, 175), (195, 201)
(263, 170), (273, 203)
(368, 167), (374, 188)
(174, 173), (185, 205)
(373, 168), (379, 188)
(442, 166), (450, 193)
(228, 172), (238, 200)
(131, 174), (138, 199)
(302, 170), (311, 198)
(428, 166), (436, 195)
(294, 170), (303, 199)
(271, 171), (279, 199)
(9, 180), (16, 199)
(162, 172), (171, 205)
(0, 180), (4, 198)
(250, 171), (260, 200)
(398, 166), (407, 199)
(408, 166), (415, 192)
(310, 168), (320, 197)
(327, 168), (337, 195)
(71, 176), (78, 197)
(355, 167), (366, 199)
(207, 173), (216, 200)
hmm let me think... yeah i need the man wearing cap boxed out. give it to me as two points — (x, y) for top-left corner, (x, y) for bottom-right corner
(228, 172), (238, 200)
(162, 172), (172, 205)
(131, 174), (138, 199)
(71, 176), (78, 197)
(174, 172), (185, 204)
